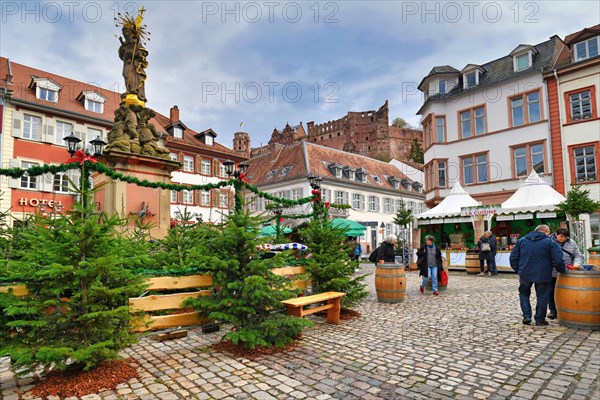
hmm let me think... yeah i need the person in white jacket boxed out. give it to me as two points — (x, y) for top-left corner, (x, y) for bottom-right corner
(548, 228), (583, 319)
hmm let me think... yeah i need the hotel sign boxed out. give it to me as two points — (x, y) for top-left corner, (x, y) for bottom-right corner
(461, 205), (501, 217)
(16, 198), (63, 208)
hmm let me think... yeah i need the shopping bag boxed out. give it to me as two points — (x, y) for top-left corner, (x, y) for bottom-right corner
(440, 270), (449, 285)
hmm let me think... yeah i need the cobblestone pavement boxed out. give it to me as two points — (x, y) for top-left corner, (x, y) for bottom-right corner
(2, 264), (599, 400)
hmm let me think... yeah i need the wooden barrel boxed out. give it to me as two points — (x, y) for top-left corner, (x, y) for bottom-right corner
(555, 270), (600, 331)
(375, 263), (406, 303)
(465, 251), (480, 275)
(588, 254), (600, 267)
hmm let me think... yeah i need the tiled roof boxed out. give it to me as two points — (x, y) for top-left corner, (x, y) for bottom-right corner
(246, 141), (416, 192)
(564, 24), (600, 45)
(0, 57), (121, 124)
(1, 57), (240, 158)
(418, 36), (559, 113)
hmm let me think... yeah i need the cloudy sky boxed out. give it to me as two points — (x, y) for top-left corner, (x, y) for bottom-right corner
(2, 1), (599, 148)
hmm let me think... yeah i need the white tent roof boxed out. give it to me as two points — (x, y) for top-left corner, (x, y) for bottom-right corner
(499, 170), (565, 214)
(416, 181), (480, 219)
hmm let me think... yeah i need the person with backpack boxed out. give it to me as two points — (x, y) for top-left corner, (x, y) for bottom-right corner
(485, 230), (498, 275)
(477, 234), (493, 276)
(548, 228), (582, 319)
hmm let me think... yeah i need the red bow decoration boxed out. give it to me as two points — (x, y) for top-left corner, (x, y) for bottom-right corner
(325, 202), (330, 209)
(239, 172), (249, 183)
(67, 150), (97, 165)
(279, 216), (284, 223)
(311, 189), (321, 202)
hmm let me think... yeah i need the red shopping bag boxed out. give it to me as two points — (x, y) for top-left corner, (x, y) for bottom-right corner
(440, 270), (449, 285)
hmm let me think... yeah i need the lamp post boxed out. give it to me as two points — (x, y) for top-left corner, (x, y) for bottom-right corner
(63, 133), (107, 206)
(307, 174), (325, 221)
(224, 159), (249, 213)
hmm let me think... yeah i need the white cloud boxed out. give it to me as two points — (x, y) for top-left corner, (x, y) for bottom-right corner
(1, 0), (598, 148)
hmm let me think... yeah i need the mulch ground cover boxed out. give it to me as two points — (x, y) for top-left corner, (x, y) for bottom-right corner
(24, 359), (138, 399)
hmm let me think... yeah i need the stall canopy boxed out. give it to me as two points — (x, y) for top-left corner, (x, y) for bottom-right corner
(415, 181), (480, 220)
(330, 218), (367, 236)
(259, 225), (293, 236)
(499, 170), (566, 214)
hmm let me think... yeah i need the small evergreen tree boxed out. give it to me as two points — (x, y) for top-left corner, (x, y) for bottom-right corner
(557, 185), (600, 220)
(393, 200), (413, 228)
(185, 209), (312, 349)
(299, 219), (368, 309)
(0, 195), (146, 376)
(408, 137), (424, 163)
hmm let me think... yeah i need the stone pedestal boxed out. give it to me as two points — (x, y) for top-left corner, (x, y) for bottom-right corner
(93, 150), (180, 239)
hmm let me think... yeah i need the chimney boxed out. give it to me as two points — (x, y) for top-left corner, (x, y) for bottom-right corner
(170, 105), (179, 123)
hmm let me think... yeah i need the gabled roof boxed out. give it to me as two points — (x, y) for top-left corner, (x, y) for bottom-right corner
(246, 141), (418, 192)
(509, 44), (539, 56)
(499, 171), (565, 214)
(197, 128), (218, 138)
(564, 24), (600, 46)
(417, 66), (460, 91)
(417, 37), (559, 115)
(460, 64), (486, 73)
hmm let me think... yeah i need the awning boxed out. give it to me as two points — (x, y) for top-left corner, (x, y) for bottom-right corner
(499, 171), (565, 214)
(330, 218), (367, 236)
(259, 225), (293, 236)
(416, 181), (480, 219)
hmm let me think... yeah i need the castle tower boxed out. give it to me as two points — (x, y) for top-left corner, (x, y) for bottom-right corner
(233, 131), (251, 159)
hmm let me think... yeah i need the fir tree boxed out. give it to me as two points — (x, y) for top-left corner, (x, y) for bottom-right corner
(0, 194), (146, 376)
(557, 185), (600, 220)
(408, 137), (424, 163)
(393, 200), (413, 228)
(184, 209), (312, 349)
(299, 219), (368, 309)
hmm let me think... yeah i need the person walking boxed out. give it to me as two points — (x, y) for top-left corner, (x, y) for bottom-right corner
(353, 239), (363, 272)
(485, 230), (498, 275)
(477, 234), (493, 276)
(376, 234), (397, 263)
(510, 224), (566, 326)
(416, 235), (443, 295)
(548, 228), (583, 319)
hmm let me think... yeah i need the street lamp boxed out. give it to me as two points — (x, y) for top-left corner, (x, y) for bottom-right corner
(223, 160), (250, 212)
(307, 175), (322, 190)
(63, 132), (82, 156)
(63, 133), (107, 157)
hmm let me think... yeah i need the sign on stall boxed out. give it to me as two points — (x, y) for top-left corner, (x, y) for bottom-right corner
(514, 213), (534, 220)
(496, 215), (514, 221)
(536, 212), (557, 218)
(461, 205), (501, 217)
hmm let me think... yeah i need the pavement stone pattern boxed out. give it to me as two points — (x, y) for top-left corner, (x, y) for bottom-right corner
(2, 264), (599, 400)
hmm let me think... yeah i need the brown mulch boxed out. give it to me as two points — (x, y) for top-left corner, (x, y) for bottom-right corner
(24, 359), (139, 399)
(212, 339), (300, 360)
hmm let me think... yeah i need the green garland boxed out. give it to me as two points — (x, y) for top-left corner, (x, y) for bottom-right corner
(0, 161), (319, 208)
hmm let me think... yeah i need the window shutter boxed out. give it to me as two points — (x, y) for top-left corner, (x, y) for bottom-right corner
(343, 191), (349, 205)
(228, 190), (234, 209)
(194, 190), (201, 205)
(210, 189), (217, 207)
(177, 188), (183, 204)
(360, 194), (365, 210)
(8, 158), (20, 188)
(213, 160), (220, 177)
(195, 156), (202, 173)
(12, 112), (22, 137)
(43, 124), (54, 143)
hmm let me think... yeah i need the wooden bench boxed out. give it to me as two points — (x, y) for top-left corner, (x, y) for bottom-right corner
(281, 291), (346, 324)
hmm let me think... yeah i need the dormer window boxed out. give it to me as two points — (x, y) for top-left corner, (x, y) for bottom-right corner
(356, 168), (369, 183)
(266, 169), (278, 179)
(77, 91), (106, 114)
(439, 80), (446, 94)
(335, 168), (342, 178)
(372, 175), (382, 184)
(279, 165), (293, 176)
(343, 166), (356, 180)
(31, 77), (61, 103)
(196, 129), (217, 146)
(574, 36), (599, 61)
(173, 126), (183, 139)
(514, 53), (531, 71)
(464, 71), (478, 88)
(327, 162), (343, 178)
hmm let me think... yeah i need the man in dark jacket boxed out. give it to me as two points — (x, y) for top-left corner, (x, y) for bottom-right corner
(485, 230), (498, 275)
(376, 234), (397, 263)
(509, 224), (565, 326)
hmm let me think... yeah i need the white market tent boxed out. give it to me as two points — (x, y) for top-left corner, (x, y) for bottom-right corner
(416, 181), (481, 221)
(499, 170), (566, 214)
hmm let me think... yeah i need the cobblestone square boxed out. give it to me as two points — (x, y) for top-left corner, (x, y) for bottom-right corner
(2, 265), (599, 399)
